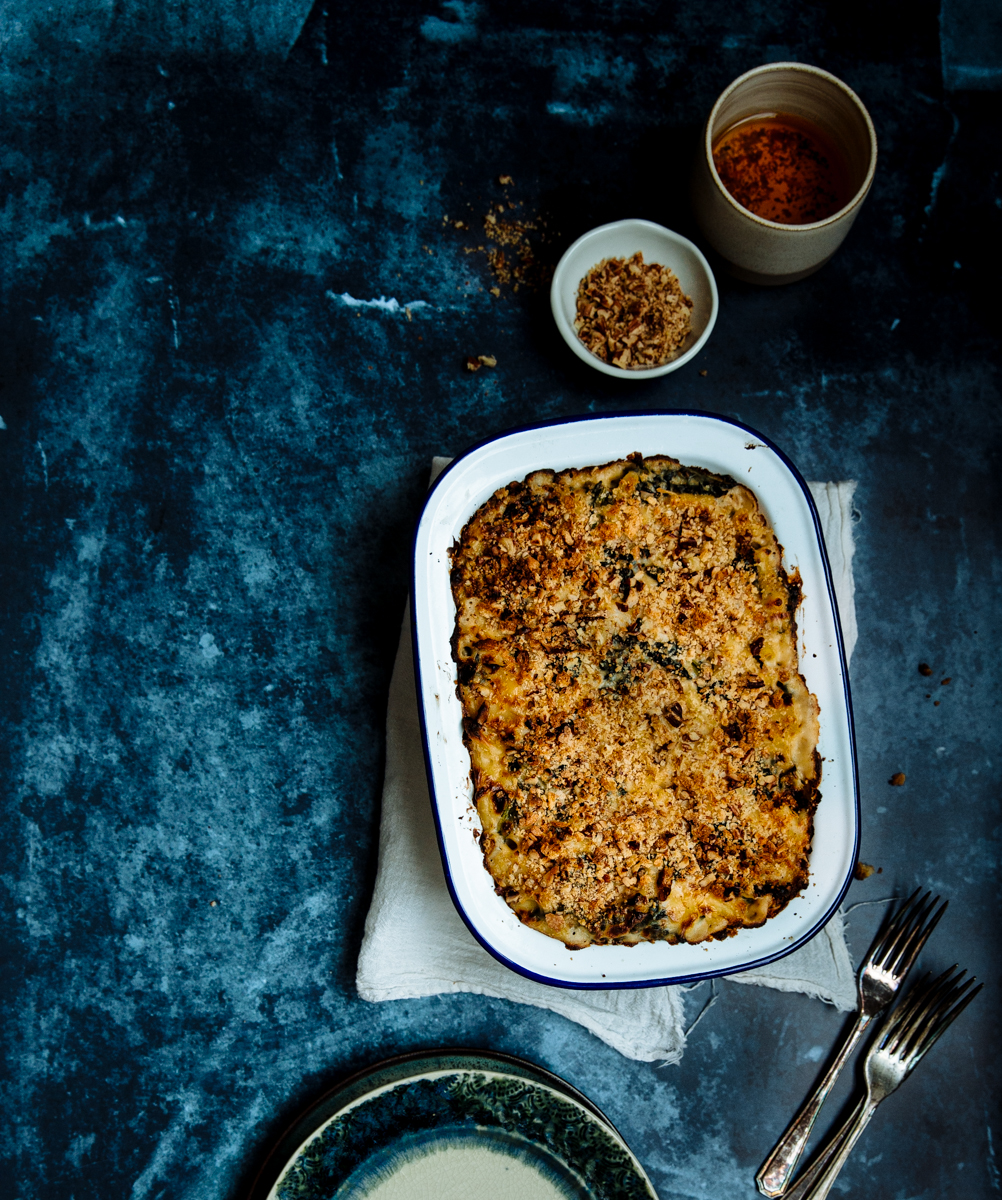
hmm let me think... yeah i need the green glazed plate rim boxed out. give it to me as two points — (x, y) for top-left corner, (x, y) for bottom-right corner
(246, 1048), (657, 1200)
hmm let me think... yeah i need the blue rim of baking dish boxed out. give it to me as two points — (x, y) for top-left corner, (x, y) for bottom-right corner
(410, 408), (860, 990)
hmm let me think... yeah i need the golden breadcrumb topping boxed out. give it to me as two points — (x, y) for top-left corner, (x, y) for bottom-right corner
(450, 454), (821, 948)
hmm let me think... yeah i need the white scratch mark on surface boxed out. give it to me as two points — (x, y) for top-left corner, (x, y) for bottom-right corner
(328, 292), (429, 314)
(0, 414), (6, 429)
(36, 440), (48, 490)
(546, 100), (614, 125)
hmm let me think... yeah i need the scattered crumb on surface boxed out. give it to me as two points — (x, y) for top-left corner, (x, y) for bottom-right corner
(699, 369), (707, 376)
(889, 772), (906, 786)
(464, 354), (497, 372)
(574, 252), (693, 370)
(484, 205), (552, 291)
(854, 862), (876, 880)
(445, 177), (556, 293)
(941, 677), (951, 685)
(918, 662), (933, 675)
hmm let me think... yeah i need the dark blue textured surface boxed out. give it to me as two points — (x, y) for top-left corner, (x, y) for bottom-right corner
(942, 0), (1002, 90)
(0, 3), (998, 1198)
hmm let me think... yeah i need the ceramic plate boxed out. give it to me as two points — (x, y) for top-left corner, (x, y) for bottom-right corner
(412, 410), (859, 989)
(249, 1050), (657, 1200)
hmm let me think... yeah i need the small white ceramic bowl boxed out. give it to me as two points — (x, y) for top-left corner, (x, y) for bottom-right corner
(550, 219), (718, 379)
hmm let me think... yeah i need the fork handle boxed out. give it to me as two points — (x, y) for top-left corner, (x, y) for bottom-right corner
(800, 1098), (879, 1200)
(780, 1098), (866, 1200)
(755, 1010), (871, 1196)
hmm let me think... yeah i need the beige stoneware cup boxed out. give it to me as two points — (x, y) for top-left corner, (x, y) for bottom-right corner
(691, 62), (877, 285)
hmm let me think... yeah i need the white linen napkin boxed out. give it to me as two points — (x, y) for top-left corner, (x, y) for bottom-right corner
(356, 463), (859, 1063)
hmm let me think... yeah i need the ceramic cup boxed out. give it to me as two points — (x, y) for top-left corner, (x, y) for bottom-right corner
(691, 62), (877, 285)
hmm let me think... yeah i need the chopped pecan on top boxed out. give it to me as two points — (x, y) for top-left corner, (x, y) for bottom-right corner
(574, 252), (693, 370)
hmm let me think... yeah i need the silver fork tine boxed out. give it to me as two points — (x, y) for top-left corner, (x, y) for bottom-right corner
(910, 979), (982, 1059)
(895, 970), (980, 1061)
(886, 898), (947, 977)
(877, 970), (930, 1037)
(867, 888), (921, 968)
(895, 966), (967, 1035)
(881, 968), (947, 1046)
(875, 890), (935, 972)
(881, 965), (967, 1051)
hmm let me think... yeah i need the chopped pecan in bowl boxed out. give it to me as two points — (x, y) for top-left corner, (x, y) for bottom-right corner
(574, 252), (693, 369)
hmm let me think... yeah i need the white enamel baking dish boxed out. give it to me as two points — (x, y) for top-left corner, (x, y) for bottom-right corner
(411, 411), (858, 988)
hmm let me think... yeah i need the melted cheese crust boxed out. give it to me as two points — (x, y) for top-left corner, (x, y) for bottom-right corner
(450, 455), (821, 948)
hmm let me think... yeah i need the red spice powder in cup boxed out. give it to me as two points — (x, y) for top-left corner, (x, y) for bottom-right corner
(712, 113), (852, 224)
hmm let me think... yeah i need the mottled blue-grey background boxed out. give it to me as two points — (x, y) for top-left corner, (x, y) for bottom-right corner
(0, 2), (999, 1198)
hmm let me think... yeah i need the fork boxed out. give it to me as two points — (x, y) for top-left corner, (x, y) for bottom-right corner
(755, 890), (946, 1196)
(790, 965), (982, 1200)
